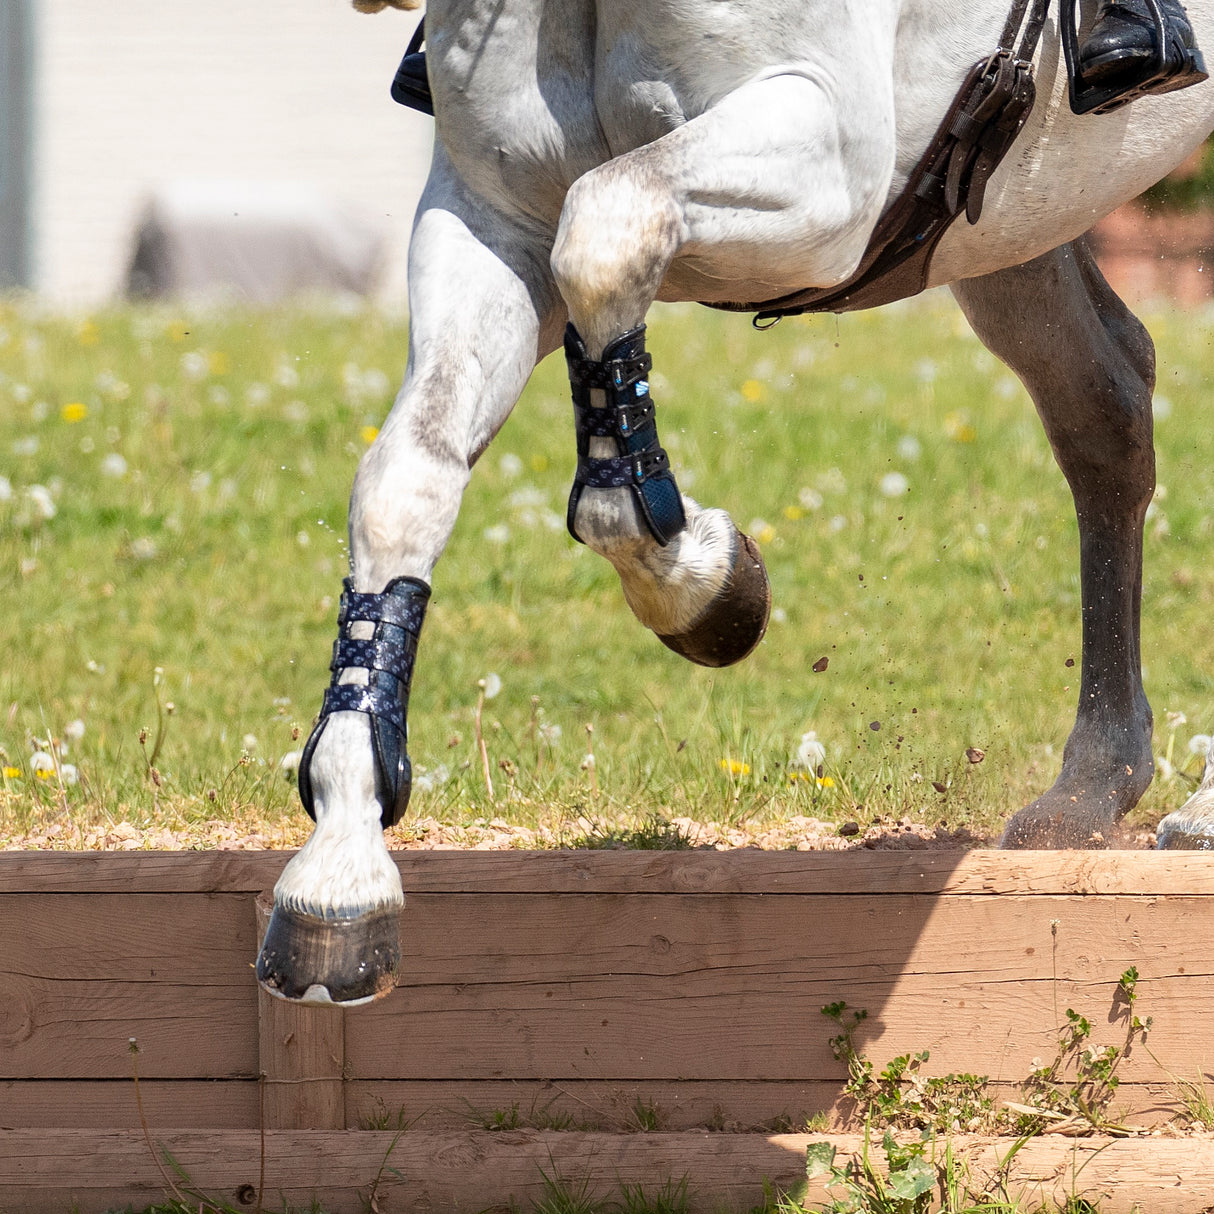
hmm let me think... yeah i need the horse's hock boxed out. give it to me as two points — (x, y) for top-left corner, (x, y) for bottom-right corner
(3, 849), (1214, 1212)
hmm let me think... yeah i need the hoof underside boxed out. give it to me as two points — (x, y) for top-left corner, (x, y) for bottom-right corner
(658, 530), (772, 668)
(256, 902), (401, 1005)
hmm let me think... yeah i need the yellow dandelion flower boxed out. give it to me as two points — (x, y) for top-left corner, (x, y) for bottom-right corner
(208, 351), (230, 376)
(530, 453), (549, 473)
(167, 321), (190, 343)
(34, 768), (53, 780)
(944, 412), (977, 444)
(740, 379), (766, 402)
(817, 776), (835, 789)
(2, 766), (21, 779)
(77, 320), (100, 347)
(360, 425), (380, 445)
(61, 401), (88, 423)
(782, 504), (804, 521)
(719, 758), (750, 776)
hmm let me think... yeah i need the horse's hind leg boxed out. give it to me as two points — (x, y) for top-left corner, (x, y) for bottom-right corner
(952, 238), (1155, 849)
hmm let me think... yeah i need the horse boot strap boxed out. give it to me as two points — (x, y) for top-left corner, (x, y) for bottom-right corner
(564, 323), (687, 547)
(298, 575), (431, 830)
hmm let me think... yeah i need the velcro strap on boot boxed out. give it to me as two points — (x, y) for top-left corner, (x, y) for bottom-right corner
(298, 575), (430, 830)
(564, 323), (686, 547)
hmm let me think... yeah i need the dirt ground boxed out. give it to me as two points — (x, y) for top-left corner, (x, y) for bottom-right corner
(1, 811), (1160, 852)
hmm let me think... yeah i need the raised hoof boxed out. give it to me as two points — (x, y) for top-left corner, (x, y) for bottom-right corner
(657, 531), (771, 668)
(256, 903), (401, 1006)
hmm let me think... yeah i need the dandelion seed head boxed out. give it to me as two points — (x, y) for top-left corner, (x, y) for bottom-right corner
(100, 453), (128, 478)
(896, 434), (922, 460)
(30, 751), (55, 778)
(1188, 734), (1211, 758)
(481, 672), (502, 700)
(499, 452), (524, 479)
(879, 471), (909, 498)
(64, 719), (86, 742)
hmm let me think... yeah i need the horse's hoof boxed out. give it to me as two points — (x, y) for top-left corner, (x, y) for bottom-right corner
(1156, 806), (1214, 850)
(657, 529), (771, 667)
(256, 902), (401, 1005)
(999, 799), (1116, 849)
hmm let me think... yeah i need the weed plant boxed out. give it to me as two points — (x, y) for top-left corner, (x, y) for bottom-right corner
(3, 296), (1214, 842)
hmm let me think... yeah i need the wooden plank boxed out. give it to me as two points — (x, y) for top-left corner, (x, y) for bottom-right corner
(346, 892), (1214, 1084)
(0, 893), (258, 1079)
(0, 1080), (260, 1129)
(255, 893), (345, 1130)
(4, 1129), (1214, 1213)
(6, 848), (1214, 896)
(344, 1078), (1186, 1132)
(345, 1079), (843, 1132)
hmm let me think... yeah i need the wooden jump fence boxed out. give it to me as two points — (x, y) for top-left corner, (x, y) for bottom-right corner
(3, 849), (1214, 1212)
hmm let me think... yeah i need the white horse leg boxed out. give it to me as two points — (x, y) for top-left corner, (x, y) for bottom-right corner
(952, 239), (1157, 849)
(258, 171), (558, 1002)
(550, 72), (894, 666)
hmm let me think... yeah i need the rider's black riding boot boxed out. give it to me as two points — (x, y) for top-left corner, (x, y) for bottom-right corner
(1078, 0), (1208, 98)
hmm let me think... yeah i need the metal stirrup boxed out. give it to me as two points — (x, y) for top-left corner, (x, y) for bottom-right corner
(564, 323), (686, 547)
(298, 575), (430, 830)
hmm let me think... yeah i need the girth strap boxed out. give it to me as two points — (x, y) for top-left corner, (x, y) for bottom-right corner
(298, 575), (430, 830)
(565, 323), (686, 547)
(704, 0), (1048, 322)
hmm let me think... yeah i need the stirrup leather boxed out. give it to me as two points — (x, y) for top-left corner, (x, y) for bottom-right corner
(298, 575), (430, 830)
(564, 324), (686, 547)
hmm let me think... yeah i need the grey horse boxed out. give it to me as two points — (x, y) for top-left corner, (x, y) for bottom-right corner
(257, 0), (1214, 1005)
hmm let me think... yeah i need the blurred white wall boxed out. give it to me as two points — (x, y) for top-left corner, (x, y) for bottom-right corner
(31, 0), (433, 305)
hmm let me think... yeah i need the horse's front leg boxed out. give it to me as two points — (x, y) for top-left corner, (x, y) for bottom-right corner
(953, 239), (1156, 848)
(549, 71), (894, 665)
(257, 173), (559, 1003)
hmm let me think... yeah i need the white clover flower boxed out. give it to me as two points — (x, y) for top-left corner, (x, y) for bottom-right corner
(100, 453), (128, 478)
(1188, 734), (1212, 759)
(481, 673), (502, 700)
(64, 719), (86, 742)
(879, 471), (909, 498)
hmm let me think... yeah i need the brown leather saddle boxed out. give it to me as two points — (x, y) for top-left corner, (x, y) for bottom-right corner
(705, 0), (1049, 323)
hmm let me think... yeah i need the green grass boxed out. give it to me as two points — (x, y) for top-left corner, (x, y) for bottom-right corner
(2, 293), (1213, 844)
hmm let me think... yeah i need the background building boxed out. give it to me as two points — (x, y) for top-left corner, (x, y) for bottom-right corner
(5, 0), (433, 305)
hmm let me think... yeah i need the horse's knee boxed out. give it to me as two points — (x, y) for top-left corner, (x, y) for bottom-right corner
(551, 163), (681, 339)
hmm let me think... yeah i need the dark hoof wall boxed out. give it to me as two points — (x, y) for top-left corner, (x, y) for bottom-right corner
(658, 531), (771, 668)
(256, 903), (401, 1006)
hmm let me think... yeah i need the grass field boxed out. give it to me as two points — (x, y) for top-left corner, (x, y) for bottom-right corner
(2, 291), (1213, 849)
